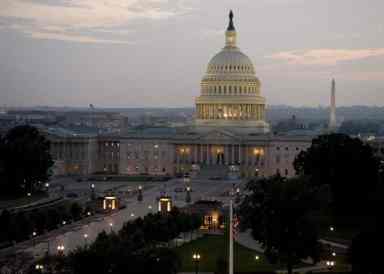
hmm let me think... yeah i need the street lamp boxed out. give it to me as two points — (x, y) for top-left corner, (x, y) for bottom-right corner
(192, 253), (201, 274)
(255, 255), (260, 261)
(90, 183), (95, 200)
(186, 186), (191, 203)
(35, 264), (44, 272)
(235, 187), (241, 203)
(57, 244), (65, 255)
(138, 185), (143, 202)
(32, 231), (37, 247)
(326, 260), (335, 271)
(83, 233), (88, 246)
(109, 222), (113, 232)
(329, 226), (335, 232)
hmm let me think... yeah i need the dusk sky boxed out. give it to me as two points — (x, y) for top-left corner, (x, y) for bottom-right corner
(0, 0), (383, 108)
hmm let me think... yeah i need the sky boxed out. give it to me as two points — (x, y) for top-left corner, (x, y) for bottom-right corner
(0, 0), (383, 108)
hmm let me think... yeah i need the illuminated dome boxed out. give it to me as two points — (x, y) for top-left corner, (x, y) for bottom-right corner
(195, 11), (269, 133)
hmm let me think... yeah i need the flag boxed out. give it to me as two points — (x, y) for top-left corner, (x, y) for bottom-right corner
(232, 214), (239, 239)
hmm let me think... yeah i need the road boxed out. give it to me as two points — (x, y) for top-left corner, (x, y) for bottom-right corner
(3, 178), (241, 259)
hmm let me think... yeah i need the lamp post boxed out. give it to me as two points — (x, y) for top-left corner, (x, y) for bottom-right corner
(57, 244), (65, 256)
(32, 231), (37, 247)
(109, 222), (113, 232)
(192, 253), (201, 274)
(186, 186), (191, 203)
(35, 264), (44, 273)
(326, 260), (335, 271)
(138, 185), (143, 202)
(83, 233), (88, 246)
(90, 183), (95, 200)
(235, 187), (240, 204)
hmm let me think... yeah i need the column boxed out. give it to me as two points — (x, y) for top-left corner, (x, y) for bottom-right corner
(200, 144), (203, 164)
(225, 145), (229, 165)
(176, 147), (180, 171)
(238, 144), (242, 164)
(231, 144), (235, 164)
(245, 145), (249, 167)
(206, 144), (210, 165)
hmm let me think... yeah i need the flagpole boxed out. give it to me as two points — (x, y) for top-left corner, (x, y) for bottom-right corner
(229, 199), (233, 274)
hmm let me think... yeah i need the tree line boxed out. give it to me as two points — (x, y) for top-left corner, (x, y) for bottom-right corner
(0, 125), (53, 198)
(239, 133), (384, 274)
(0, 202), (86, 246)
(28, 208), (202, 274)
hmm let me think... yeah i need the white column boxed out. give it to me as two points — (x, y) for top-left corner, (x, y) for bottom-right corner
(245, 145), (249, 167)
(238, 144), (242, 164)
(231, 144), (235, 164)
(206, 144), (210, 165)
(200, 144), (203, 164)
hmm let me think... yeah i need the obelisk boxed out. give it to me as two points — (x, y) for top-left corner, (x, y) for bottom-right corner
(329, 79), (337, 131)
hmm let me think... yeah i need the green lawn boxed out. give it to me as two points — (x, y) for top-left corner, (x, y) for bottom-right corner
(175, 235), (282, 273)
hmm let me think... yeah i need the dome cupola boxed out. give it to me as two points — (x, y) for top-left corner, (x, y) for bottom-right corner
(195, 11), (270, 133)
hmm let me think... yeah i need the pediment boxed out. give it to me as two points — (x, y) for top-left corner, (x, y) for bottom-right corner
(198, 129), (240, 141)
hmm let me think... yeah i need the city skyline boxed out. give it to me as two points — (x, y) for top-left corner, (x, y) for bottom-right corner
(1, 0), (383, 107)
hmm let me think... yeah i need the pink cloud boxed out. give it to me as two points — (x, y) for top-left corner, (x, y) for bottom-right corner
(268, 48), (384, 65)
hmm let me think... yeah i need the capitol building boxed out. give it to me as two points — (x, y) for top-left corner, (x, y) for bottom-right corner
(48, 12), (312, 179)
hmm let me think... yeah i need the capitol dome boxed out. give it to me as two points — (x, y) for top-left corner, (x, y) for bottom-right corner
(195, 11), (269, 133)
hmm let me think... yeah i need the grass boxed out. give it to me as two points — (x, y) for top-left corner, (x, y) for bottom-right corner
(175, 235), (283, 273)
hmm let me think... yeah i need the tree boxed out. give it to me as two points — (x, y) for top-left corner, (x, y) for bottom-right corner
(239, 176), (322, 274)
(70, 202), (83, 221)
(0, 125), (53, 197)
(348, 230), (382, 274)
(294, 133), (380, 215)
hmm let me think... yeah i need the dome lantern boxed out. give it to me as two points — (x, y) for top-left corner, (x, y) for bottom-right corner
(225, 10), (237, 48)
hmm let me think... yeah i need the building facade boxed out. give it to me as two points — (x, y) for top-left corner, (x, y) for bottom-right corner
(47, 12), (314, 179)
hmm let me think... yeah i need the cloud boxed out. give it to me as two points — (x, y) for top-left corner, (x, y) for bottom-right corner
(267, 48), (384, 65)
(0, 0), (191, 43)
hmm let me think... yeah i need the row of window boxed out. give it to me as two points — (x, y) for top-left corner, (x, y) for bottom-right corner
(208, 64), (253, 72)
(276, 146), (302, 151)
(202, 85), (257, 95)
(127, 151), (167, 160)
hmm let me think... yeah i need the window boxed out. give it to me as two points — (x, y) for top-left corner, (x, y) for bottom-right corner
(276, 155), (281, 164)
